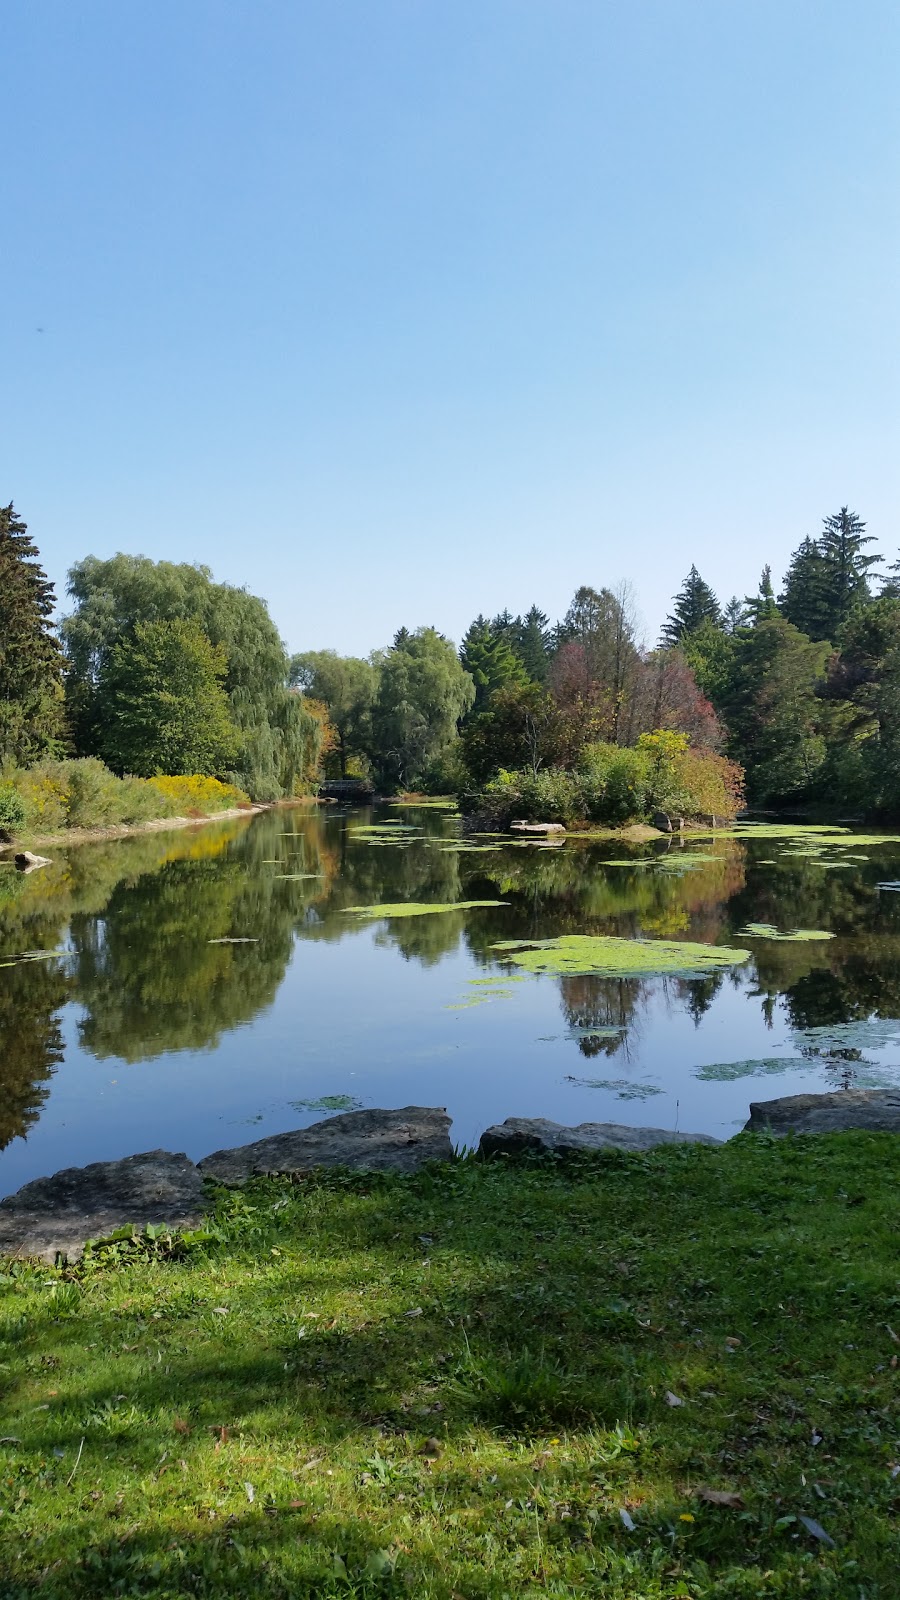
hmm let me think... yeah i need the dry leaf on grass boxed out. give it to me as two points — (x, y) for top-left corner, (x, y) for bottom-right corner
(173, 1418), (191, 1436)
(695, 1487), (744, 1509)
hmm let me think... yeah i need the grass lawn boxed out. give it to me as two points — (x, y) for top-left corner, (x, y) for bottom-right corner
(1, 1134), (899, 1597)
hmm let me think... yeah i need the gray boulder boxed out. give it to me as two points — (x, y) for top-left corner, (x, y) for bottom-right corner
(200, 1105), (454, 1186)
(479, 1117), (721, 1158)
(746, 1089), (900, 1136)
(510, 821), (566, 835)
(0, 1150), (206, 1264)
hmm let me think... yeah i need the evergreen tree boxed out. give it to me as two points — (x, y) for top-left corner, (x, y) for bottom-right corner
(660, 566), (722, 645)
(719, 617), (830, 801)
(460, 618), (528, 713)
(817, 506), (879, 637)
(0, 503), (66, 764)
(511, 605), (551, 682)
(744, 565), (778, 625)
(781, 510), (877, 642)
(722, 596), (749, 634)
(96, 619), (238, 777)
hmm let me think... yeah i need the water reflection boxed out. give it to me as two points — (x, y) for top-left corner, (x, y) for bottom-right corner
(3, 806), (900, 1178)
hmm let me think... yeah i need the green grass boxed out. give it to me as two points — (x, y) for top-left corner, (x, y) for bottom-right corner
(2, 1136), (900, 1597)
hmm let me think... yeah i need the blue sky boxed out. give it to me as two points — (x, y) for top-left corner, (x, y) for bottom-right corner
(3, 1), (898, 654)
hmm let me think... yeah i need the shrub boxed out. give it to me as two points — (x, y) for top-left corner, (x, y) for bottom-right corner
(147, 775), (251, 815)
(0, 782), (27, 835)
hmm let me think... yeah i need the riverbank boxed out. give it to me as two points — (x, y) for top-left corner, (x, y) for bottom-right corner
(1, 1133), (896, 1597)
(0, 803), (269, 854)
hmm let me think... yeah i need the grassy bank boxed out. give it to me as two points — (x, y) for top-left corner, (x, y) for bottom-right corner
(0, 761), (252, 847)
(1, 1135), (898, 1598)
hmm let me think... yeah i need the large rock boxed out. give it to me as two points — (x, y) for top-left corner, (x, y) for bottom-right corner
(510, 821), (566, 835)
(0, 1150), (206, 1264)
(15, 850), (51, 872)
(200, 1106), (454, 1186)
(746, 1089), (900, 1137)
(479, 1117), (721, 1158)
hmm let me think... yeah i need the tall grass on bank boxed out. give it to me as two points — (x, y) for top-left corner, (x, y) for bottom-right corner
(0, 759), (251, 836)
(1, 1135), (898, 1597)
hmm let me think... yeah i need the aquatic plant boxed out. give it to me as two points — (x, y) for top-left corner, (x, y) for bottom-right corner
(737, 923), (835, 942)
(565, 1076), (664, 1099)
(343, 900), (509, 919)
(288, 1093), (363, 1112)
(491, 934), (750, 978)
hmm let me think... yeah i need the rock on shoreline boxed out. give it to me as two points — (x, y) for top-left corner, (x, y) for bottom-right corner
(479, 1117), (721, 1157)
(200, 1106), (453, 1185)
(0, 1150), (206, 1264)
(6, 1091), (900, 1261)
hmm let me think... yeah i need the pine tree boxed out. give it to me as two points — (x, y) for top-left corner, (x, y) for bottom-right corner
(460, 617), (528, 713)
(722, 596), (748, 634)
(0, 503), (66, 764)
(744, 565), (778, 625)
(781, 510), (878, 642)
(817, 507), (879, 637)
(660, 566), (722, 645)
(779, 537), (829, 639)
(511, 605), (551, 682)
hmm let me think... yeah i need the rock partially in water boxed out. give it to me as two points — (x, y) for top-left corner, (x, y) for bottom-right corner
(479, 1117), (721, 1158)
(0, 1150), (206, 1264)
(746, 1089), (900, 1136)
(200, 1106), (454, 1185)
(510, 820), (566, 834)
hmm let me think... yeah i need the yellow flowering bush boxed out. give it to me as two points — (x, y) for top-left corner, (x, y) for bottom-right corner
(147, 774), (251, 816)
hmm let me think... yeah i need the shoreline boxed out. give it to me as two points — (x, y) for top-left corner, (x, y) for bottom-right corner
(0, 803), (272, 854)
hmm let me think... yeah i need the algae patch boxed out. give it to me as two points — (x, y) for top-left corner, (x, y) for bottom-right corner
(491, 934), (750, 978)
(737, 923), (835, 942)
(566, 1076), (665, 1100)
(343, 900), (508, 920)
(288, 1094), (363, 1113)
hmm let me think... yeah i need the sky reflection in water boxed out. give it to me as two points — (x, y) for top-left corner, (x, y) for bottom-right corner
(2, 805), (900, 1195)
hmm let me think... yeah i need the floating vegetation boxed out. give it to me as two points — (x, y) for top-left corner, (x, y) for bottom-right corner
(344, 900), (509, 920)
(446, 988), (517, 1009)
(566, 1076), (664, 1100)
(288, 1094), (363, 1113)
(737, 923), (835, 942)
(469, 975), (526, 986)
(694, 1057), (802, 1082)
(275, 873), (325, 880)
(491, 934), (750, 979)
(789, 1020), (900, 1054)
(0, 949), (66, 968)
(208, 937), (259, 944)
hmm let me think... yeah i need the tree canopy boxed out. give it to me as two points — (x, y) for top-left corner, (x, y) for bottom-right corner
(96, 619), (237, 778)
(661, 566), (722, 645)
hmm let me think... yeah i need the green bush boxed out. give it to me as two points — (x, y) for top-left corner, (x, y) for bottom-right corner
(0, 782), (27, 834)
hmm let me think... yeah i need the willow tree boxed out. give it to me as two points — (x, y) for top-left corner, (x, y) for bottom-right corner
(370, 627), (474, 790)
(62, 554), (318, 798)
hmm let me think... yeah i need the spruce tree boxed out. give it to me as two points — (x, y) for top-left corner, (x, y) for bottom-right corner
(512, 605), (551, 682)
(744, 565), (778, 625)
(781, 510), (878, 642)
(0, 503), (66, 764)
(660, 566), (722, 645)
(722, 596), (748, 634)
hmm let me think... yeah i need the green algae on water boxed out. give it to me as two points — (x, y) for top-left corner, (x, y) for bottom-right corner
(343, 900), (509, 920)
(566, 1076), (664, 1100)
(491, 934), (750, 978)
(288, 1094), (363, 1112)
(737, 923), (835, 942)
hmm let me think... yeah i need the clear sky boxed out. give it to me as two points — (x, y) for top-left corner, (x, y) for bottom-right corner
(3, 1), (898, 655)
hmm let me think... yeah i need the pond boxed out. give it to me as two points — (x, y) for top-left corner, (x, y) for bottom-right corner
(3, 803), (900, 1196)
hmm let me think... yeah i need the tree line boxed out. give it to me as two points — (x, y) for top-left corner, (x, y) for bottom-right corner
(2, 498), (898, 819)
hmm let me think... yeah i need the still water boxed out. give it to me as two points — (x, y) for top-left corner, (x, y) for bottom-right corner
(3, 804), (900, 1196)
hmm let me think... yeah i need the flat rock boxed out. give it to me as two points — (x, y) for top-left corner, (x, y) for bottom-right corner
(0, 1150), (206, 1264)
(746, 1089), (900, 1136)
(479, 1117), (721, 1157)
(510, 820), (566, 834)
(200, 1106), (454, 1185)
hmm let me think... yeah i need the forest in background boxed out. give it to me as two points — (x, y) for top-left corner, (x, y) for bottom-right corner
(2, 500), (899, 831)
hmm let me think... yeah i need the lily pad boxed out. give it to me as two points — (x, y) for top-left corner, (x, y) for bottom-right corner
(491, 934), (750, 978)
(343, 900), (509, 920)
(737, 924), (835, 942)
